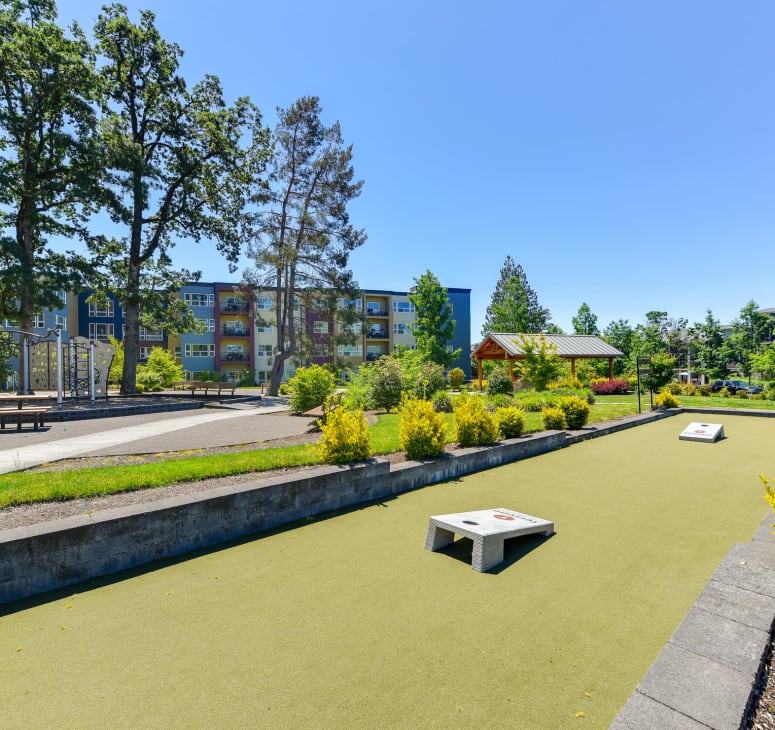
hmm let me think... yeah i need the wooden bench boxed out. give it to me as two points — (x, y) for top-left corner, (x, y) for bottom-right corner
(0, 407), (52, 431)
(172, 381), (238, 397)
(302, 390), (345, 418)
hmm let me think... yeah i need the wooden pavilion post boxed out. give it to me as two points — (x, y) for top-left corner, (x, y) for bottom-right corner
(608, 357), (613, 380)
(477, 358), (483, 389)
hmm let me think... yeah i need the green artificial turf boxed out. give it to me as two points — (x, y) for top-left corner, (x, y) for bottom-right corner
(1, 415), (772, 728)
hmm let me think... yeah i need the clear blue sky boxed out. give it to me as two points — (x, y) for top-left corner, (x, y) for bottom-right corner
(56, 0), (775, 338)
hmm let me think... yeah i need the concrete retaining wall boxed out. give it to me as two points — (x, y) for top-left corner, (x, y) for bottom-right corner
(0, 431), (565, 606)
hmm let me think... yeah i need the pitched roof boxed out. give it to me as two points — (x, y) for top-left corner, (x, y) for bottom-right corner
(473, 333), (624, 359)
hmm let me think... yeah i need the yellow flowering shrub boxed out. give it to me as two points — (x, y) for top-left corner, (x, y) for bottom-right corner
(542, 406), (565, 430)
(454, 396), (498, 447)
(761, 474), (775, 534)
(496, 406), (526, 439)
(318, 407), (372, 465)
(399, 397), (446, 459)
(654, 391), (680, 409)
(556, 395), (590, 429)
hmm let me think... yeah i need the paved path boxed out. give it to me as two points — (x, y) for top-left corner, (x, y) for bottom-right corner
(0, 404), (311, 474)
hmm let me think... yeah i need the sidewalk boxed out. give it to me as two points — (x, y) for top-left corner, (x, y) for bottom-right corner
(0, 401), (311, 474)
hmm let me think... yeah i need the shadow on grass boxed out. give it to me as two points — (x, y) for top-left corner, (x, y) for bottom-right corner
(435, 531), (555, 574)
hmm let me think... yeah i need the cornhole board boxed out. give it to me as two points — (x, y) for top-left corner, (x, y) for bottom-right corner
(679, 422), (725, 443)
(425, 507), (554, 572)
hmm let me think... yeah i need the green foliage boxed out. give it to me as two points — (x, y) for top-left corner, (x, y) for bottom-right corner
(542, 407), (566, 430)
(654, 391), (680, 409)
(135, 368), (162, 392)
(318, 407), (371, 465)
(641, 352), (677, 392)
(142, 347), (183, 387)
(399, 397), (447, 459)
(453, 396), (498, 447)
(287, 364), (336, 414)
(556, 395), (590, 429)
(762, 475), (775, 534)
(496, 406), (526, 439)
(447, 367), (465, 390)
(486, 364), (514, 396)
(572, 302), (599, 335)
(549, 375), (583, 390)
(486, 393), (514, 411)
(408, 270), (461, 368)
(367, 357), (405, 412)
(409, 359), (447, 399)
(518, 334), (562, 390)
(431, 390), (454, 413)
(107, 336), (124, 386)
(482, 255), (550, 336)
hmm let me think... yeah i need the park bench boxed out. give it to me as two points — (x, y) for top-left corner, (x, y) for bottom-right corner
(0, 407), (52, 431)
(172, 381), (238, 397)
(302, 390), (345, 418)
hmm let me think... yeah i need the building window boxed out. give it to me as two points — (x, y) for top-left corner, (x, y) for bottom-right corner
(313, 344), (330, 357)
(54, 290), (67, 306)
(56, 315), (67, 331)
(185, 343), (215, 357)
(4, 317), (18, 328)
(337, 298), (363, 311)
(256, 296), (272, 310)
(393, 300), (415, 313)
(88, 301), (114, 317)
(197, 318), (215, 332)
(139, 346), (153, 361)
(313, 320), (329, 334)
(366, 301), (385, 315)
(139, 327), (163, 341)
(256, 323), (272, 333)
(174, 346), (181, 359)
(256, 344), (273, 357)
(33, 312), (45, 328)
(89, 323), (114, 340)
(337, 344), (363, 357)
(183, 292), (214, 307)
(337, 321), (362, 335)
(393, 323), (410, 335)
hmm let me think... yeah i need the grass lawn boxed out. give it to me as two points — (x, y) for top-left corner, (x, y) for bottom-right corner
(1, 414), (770, 728)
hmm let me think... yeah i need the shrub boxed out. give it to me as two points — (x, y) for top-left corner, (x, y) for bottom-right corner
(654, 391), (680, 409)
(454, 396), (498, 447)
(680, 383), (697, 396)
(735, 389), (749, 399)
(556, 395), (590, 429)
(367, 357), (405, 412)
(697, 384), (712, 396)
(431, 390), (454, 413)
(447, 367), (465, 390)
(590, 378), (630, 395)
(135, 367), (163, 392)
(542, 406), (565, 430)
(278, 382), (290, 395)
(399, 397), (447, 459)
(549, 375), (583, 390)
(485, 393), (514, 412)
(496, 406), (525, 439)
(513, 392), (551, 412)
(719, 387), (732, 398)
(318, 407), (372, 464)
(762, 474), (775, 534)
(411, 360), (447, 400)
(287, 364), (336, 414)
(143, 347), (183, 387)
(486, 364), (514, 396)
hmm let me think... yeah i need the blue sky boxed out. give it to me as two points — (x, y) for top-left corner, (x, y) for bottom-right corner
(55, 0), (775, 338)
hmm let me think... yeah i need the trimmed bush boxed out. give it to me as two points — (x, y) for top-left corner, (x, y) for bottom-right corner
(556, 395), (590, 429)
(411, 360), (447, 400)
(542, 407), (565, 430)
(136, 367), (163, 392)
(367, 357), (405, 412)
(447, 367), (465, 390)
(654, 391), (680, 409)
(399, 397), (447, 459)
(697, 384), (711, 396)
(431, 390), (454, 413)
(288, 364), (336, 414)
(496, 406), (526, 439)
(454, 396), (498, 447)
(590, 378), (630, 395)
(318, 407), (372, 464)
(680, 383), (697, 396)
(486, 365), (514, 396)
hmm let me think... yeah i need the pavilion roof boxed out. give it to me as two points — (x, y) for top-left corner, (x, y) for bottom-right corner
(473, 333), (624, 360)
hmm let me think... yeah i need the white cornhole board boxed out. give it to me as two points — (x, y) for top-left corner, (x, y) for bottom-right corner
(679, 422), (725, 443)
(425, 508), (554, 572)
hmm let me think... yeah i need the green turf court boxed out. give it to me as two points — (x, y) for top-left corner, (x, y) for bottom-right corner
(2, 414), (772, 728)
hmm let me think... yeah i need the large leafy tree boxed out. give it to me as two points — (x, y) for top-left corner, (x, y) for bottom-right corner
(245, 96), (366, 396)
(408, 269), (461, 369)
(482, 256), (550, 336)
(571, 302), (599, 335)
(688, 310), (726, 381)
(91, 4), (268, 394)
(0, 0), (104, 391)
(723, 300), (772, 379)
(602, 319), (634, 376)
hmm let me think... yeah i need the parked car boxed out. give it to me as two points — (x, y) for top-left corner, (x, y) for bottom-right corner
(730, 379), (763, 394)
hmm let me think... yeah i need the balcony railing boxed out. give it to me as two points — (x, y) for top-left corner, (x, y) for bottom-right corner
(220, 352), (250, 362)
(367, 330), (388, 339)
(366, 308), (389, 317)
(221, 326), (250, 336)
(220, 303), (249, 313)
(366, 352), (386, 361)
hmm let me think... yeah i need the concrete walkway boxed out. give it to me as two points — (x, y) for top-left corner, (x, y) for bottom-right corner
(0, 403), (310, 473)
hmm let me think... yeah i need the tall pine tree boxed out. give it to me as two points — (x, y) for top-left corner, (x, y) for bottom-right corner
(482, 256), (550, 336)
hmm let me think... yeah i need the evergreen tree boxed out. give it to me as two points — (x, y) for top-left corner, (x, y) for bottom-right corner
(688, 310), (726, 381)
(571, 302), (599, 335)
(408, 270), (461, 368)
(482, 256), (550, 336)
(245, 96), (366, 396)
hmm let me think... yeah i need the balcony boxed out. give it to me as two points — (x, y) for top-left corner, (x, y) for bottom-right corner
(221, 325), (250, 337)
(366, 308), (389, 318)
(220, 352), (250, 362)
(367, 330), (388, 339)
(220, 302), (249, 314)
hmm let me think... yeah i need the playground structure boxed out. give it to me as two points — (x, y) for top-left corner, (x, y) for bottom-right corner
(11, 329), (115, 405)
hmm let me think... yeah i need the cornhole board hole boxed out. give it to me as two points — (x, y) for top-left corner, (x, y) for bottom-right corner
(679, 422), (725, 443)
(425, 507), (554, 572)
